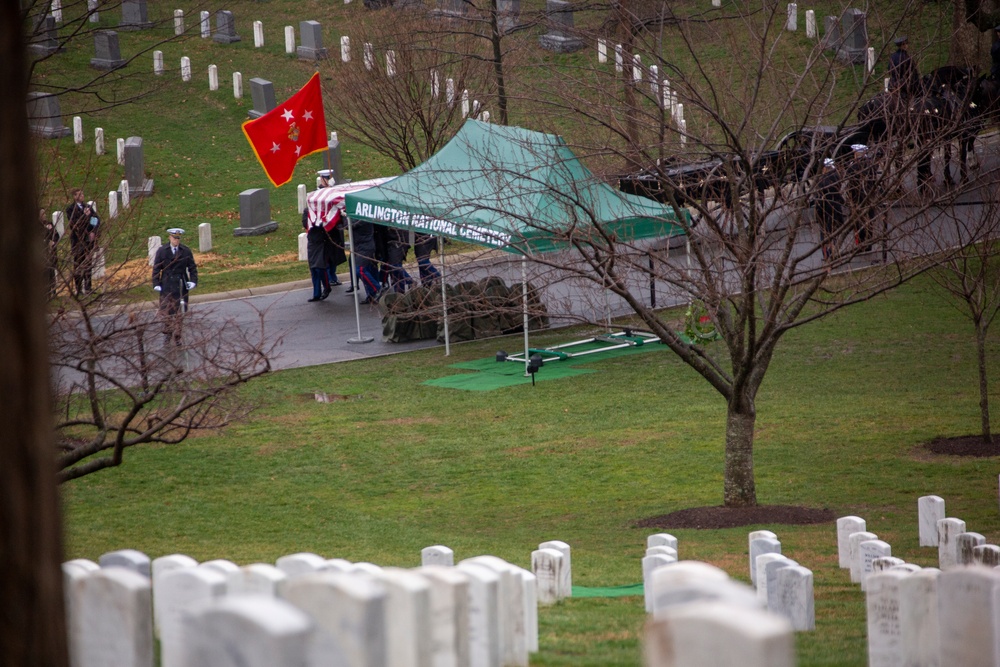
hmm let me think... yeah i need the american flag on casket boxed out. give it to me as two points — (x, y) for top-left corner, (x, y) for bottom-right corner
(305, 177), (395, 231)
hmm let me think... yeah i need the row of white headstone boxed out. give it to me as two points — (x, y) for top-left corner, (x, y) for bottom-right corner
(64, 545), (539, 667)
(843, 494), (1000, 666)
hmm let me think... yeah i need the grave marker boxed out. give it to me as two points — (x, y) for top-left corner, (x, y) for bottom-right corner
(108, 190), (118, 218)
(235, 188), (279, 236)
(865, 570), (907, 667)
(72, 567), (153, 667)
(956, 532), (986, 566)
(805, 9), (816, 38)
(99, 549), (151, 577)
(749, 537), (781, 586)
(899, 568), (940, 667)
(651, 571), (759, 618)
(88, 0), (99, 23)
(422, 544), (455, 567)
(180, 56), (191, 82)
(538, 540), (571, 598)
(849, 531), (878, 583)
(323, 131), (343, 183)
(642, 554), (677, 611)
(497, 0), (520, 33)
(174, 9), (184, 35)
(918, 496), (944, 547)
(649, 533), (679, 551)
(119, 0), (153, 30)
(786, 3), (796, 31)
(938, 567), (1000, 665)
(275, 552), (327, 577)
(597, 38), (607, 63)
(298, 20), (329, 61)
(531, 548), (564, 605)
(341, 35), (351, 62)
(151, 554), (198, 636)
(153, 50), (163, 75)
(285, 25), (295, 54)
(91, 30), (126, 70)
(756, 554), (795, 605)
(937, 517), (967, 569)
(859, 540), (892, 591)
(213, 10), (240, 44)
(461, 556), (528, 667)
(974, 544), (1000, 567)
(124, 136), (154, 198)
(208, 64), (219, 91)
(200, 11), (210, 38)
(822, 15), (841, 51)
(248, 78), (277, 119)
(772, 565), (814, 631)
(836, 8), (867, 64)
(95, 127), (105, 155)
(229, 563), (286, 597)
(538, 0), (584, 53)
(27, 92), (71, 139)
(73, 116), (82, 144)
(157, 567), (228, 667)
(455, 562), (502, 667)
(29, 15), (60, 56)
(233, 71), (243, 99)
(181, 596), (314, 667)
(748, 530), (776, 577)
(419, 566), (472, 667)
(148, 236), (161, 265)
(253, 20), (264, 48)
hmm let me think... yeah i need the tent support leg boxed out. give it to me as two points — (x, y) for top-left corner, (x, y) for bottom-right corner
(440, 235), (449, 357)
(522, 255), (529, 377)
(346, 217), (373, 344)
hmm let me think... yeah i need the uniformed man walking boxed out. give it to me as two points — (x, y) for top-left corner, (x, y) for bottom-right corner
(152, 228), (198, 345)
(888, 36), (919, 98)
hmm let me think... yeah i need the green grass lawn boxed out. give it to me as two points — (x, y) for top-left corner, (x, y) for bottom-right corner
(60, 275), (1000, 666)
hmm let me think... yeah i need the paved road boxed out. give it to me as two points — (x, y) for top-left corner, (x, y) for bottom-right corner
(192, 140), (1000, 372)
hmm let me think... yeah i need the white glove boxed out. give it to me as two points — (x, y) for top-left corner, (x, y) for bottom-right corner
(153, 286), (161, 292)
(186, 282), (196, 290)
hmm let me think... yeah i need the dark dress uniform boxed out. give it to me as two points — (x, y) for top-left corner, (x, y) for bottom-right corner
(67, 200), (99, 294)
(152, 239), (198, 344)
(813, 166), (844, 260)
(888, 46), (919, 98)
(845, 152), (878, 250)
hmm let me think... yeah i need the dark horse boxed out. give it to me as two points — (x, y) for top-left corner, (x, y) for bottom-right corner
(858, 66), (979, 188)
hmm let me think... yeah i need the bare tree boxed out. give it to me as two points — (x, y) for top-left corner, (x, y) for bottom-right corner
(926, 185), (1000, 447)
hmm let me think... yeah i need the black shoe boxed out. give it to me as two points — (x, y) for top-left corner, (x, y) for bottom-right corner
(330, 280), (342, 286)
(345, 286), (356, 294)
(308, 297), (321, 302)
(320, 289), (331, 299)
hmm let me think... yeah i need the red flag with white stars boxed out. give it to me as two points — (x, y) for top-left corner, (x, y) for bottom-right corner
(241, 72), (328, 187)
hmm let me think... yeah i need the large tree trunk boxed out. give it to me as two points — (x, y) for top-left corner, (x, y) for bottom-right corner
(723, 397), (758, 507)
(0, 5), (69, 667)
(976, 320), (993, 444)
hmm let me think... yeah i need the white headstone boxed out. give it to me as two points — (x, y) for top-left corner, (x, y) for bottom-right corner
(899, 568), (940, 667)
(174, 9), (184, 35)
(461, 90), (470, 118)
(364, 42), (374, 70)
(99, 549), (151, 578)
(446, 78), (455, 107)
(180, 56), (191, 82)
(651, 574), (760, 618)
(537, 540), (570, 598)
(153, 50), (163, 75)
(889, 563), (922, 574)
(756, 554), (795, 606)
(282, 572), (388, 667)
(866, 570), (908, 667)
(88, 0), (98, 22)
(147, 236), (161, 265)
(151, 554), (198, 636)
(614, 43), (623, 73)
(341, 35), (351, 62)
(199, 559), (240, 584)
(198, 10), (210, 38)
(297, 232), (308, 261)
(181, 596), (313, 667)
(208, 64), (218, 91)
(597, 38), (607, 63)
(369, 568), (433, 667)
(158, 567), (228, 667)
(748, 530), (777, 578)
(632, 54), (642, 82)
(455, 562), (501, 667)
(644, 602), (795, 667)
(859, 540), (893, 590)
(786, 3), (797, 30)
(284, 25), (295, 54)
(73, 567), (153, 667)
(519, 569), (538, 654)
(650, 65), (659, 97)
(253, 20), (264, 47)
(325, 558), (353, 572)
(386, 50), (396, 77)
(974, 544), (1000, 567)
(276, 552), (327, 577)
(460, 556), (526, 667)
(431, 70), (440, 98)
(937, 518), (967, 569)
(422, 545), (455, 567)
(749, 537), (781, 586)
(108, 190), (118, 218)
(805, 9), (816, 38)
(117, 137), (126, 165)
(772, 565), (814, 631)
(866, 46), (875, 73)
(73, 116), (83, 144)
(649, 533), (679, 551)
(418, 566), (472, 667)
(229, 563), (286, 596)
(918, 496), (945, 547)
(233, 71), (243, 99)
(530, 548), (564, 605)
(95, 127), (105, 155)
(849, 531), (878, 583)
(642, 555), (677, 612)
(63, 560), (99, 664)
(51, 0), (62, 22)
(937, 567), (1000, 665)
(646, 546), (678, 559)
(196, 222), (211, 253)
(837, 517), (866, 568)
(956, 532), (986, 566)
(872, 557), (905, 575)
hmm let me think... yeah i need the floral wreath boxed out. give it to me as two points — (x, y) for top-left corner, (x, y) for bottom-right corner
(684, 301), (720, 343)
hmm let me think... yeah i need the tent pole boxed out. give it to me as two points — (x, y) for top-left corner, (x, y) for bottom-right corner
(440, 235), (449, 356)
(346, 217), (373, 344)
(522, 255), (529, 377)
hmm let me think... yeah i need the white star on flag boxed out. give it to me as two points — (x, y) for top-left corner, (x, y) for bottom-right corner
(281, 108), (295, 122)
(303, 110), (314, 121)
(295, 145), (302, 156)
(270, 142), (281, 153)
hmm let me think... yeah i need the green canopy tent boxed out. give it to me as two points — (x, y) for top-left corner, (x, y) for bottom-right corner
(344, 119), (689, 367)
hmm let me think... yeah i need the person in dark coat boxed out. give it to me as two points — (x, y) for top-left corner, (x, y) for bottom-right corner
(152, 228), (198, 345)
(66, 188), (99, 295)
(812, 158), (845, 261)
(414, 233), (441, 286)
(40, 207), (59, 299)
(305, 219), (332, 302)
(844, 144), (878, 252)
(347, 218), (382, 303)
(385, 227), (414, 293)
(888, 36), (919, 98)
